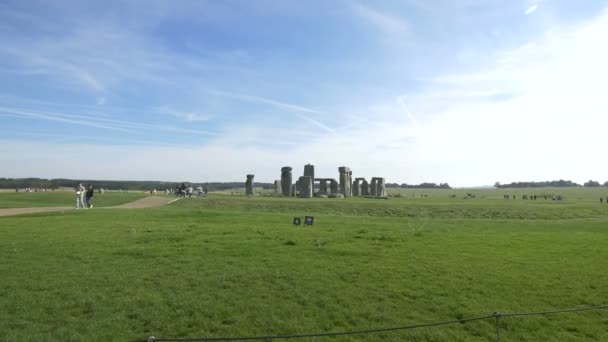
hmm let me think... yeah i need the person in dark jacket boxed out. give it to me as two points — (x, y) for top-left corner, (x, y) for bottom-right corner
(85, 185), (95, 208)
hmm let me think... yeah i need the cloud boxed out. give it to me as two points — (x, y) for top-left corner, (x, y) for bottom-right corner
(525, 5), (538, 15)
(209, 90), (335, 133)
(0, 6), (251, 96)
(0, 106), (216, 136)
(171, 112), (211, 122)
(352, 4), (410, 35)
(0, 107), (132, 132)
(395, 7), (608, 185)
(209, 90), (321, 114)
(158, 105), (212, 122)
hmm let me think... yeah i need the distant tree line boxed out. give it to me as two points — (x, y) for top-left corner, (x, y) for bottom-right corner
(494, 180), (608, 188)
(0, 178), (274, 191)
(582, 180), (608, 187)
(385, 182), (451, 189)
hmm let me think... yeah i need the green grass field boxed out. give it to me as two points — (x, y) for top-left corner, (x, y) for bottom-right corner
(1, 188), (607, 341)
(0, 191), (147, 209)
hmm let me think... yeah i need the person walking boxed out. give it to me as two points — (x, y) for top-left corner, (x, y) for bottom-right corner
(85, 185), (94, 208)
(75, 183), (85, 209)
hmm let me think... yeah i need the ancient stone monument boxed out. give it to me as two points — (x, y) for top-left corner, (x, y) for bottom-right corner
(269, 164), (386, 200)
(304, 164), (315, 182)
(370, 178), (377, 196)
(245, 174), (254, 195)
(339, 166), (352, 197)
(304, 164), (315, 195)
(298, 176), (313, 198)
(361, 179), (370, 196)
(281, 167), (293, 196)
(274, 180), (282, 195)
(329, 179), (339, 195)
(376, 177), (386, 197)
(329, 178), (344, 198)
(370, 177), (386, 197)
(317, 178), (328, 195)
(353, 178), (365, 196)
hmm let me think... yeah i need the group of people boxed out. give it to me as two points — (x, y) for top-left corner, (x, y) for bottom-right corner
(16, 188), (52, 192)
(172, 183), (208, 197)
(503, 194), (563, 200)
(75, 183), (95, 209)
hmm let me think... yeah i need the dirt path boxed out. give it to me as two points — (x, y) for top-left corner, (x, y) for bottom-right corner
(0, 206), (73, 217)
(111, 196), (179, 209)
(0, 197), (179, 217)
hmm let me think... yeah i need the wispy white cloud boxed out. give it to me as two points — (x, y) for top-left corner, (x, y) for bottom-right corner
(0, 107), (132, 132)
(525, 0), (545, 16)
(0, 106), (216, 136)
(157, 105), (212, 122)
(209, 90), (335, 133)
(0, 8), (247, 96)
(352, 4), (410, 35)
(525, 5), (538, 15)
(170, 112), (212, 122)
(209, 90), (321, 114)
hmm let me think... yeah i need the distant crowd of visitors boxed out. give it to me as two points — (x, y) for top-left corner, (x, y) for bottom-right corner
(503, 194), (563, 200)
(169, 183), (208, 198)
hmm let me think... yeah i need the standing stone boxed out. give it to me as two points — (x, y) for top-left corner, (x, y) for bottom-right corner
(376, 177), (386, 197)
(304, 164), (315, 195)
(353, 178), (365, 196)
(329, 179), (339, 194)
(298, 176), (313, 198)
(339, 166), (352, 197)
(274, 180), (282, 195)
(304, 164), (315, 181)
(361, 180), (370, 196)
(281, 167), (293, 196)
(245, 174), (254, 195)
(291, 184), (297, 197)
(317, 178), (328, 195)
(370, 178), (378, 196)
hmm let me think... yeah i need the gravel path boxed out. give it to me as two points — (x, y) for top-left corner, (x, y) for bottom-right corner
(0, 197), (179, 217)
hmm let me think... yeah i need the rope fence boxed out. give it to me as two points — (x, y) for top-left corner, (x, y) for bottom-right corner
(133, 304), (608, 342)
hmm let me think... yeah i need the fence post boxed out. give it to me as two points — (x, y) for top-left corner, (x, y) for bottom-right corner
(493, 312), (501, 342)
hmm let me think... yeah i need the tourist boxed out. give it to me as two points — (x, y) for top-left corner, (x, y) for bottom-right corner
(75, 183), (85, 209)
(85, 185), (94, 208)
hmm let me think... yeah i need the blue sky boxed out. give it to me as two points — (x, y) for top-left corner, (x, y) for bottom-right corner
(1, 0), (607, 186)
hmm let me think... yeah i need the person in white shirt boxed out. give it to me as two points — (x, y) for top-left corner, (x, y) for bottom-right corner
(75, 183), (86, 209)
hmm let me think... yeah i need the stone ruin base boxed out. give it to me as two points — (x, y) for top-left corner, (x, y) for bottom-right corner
(328, 193), (345, 199)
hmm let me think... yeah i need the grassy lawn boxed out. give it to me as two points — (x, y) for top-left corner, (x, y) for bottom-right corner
(0, 191), (148, 209)
(1, 190), (607, 341)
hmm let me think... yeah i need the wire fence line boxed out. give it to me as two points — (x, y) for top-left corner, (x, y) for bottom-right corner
(134, 304), (608, 342)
